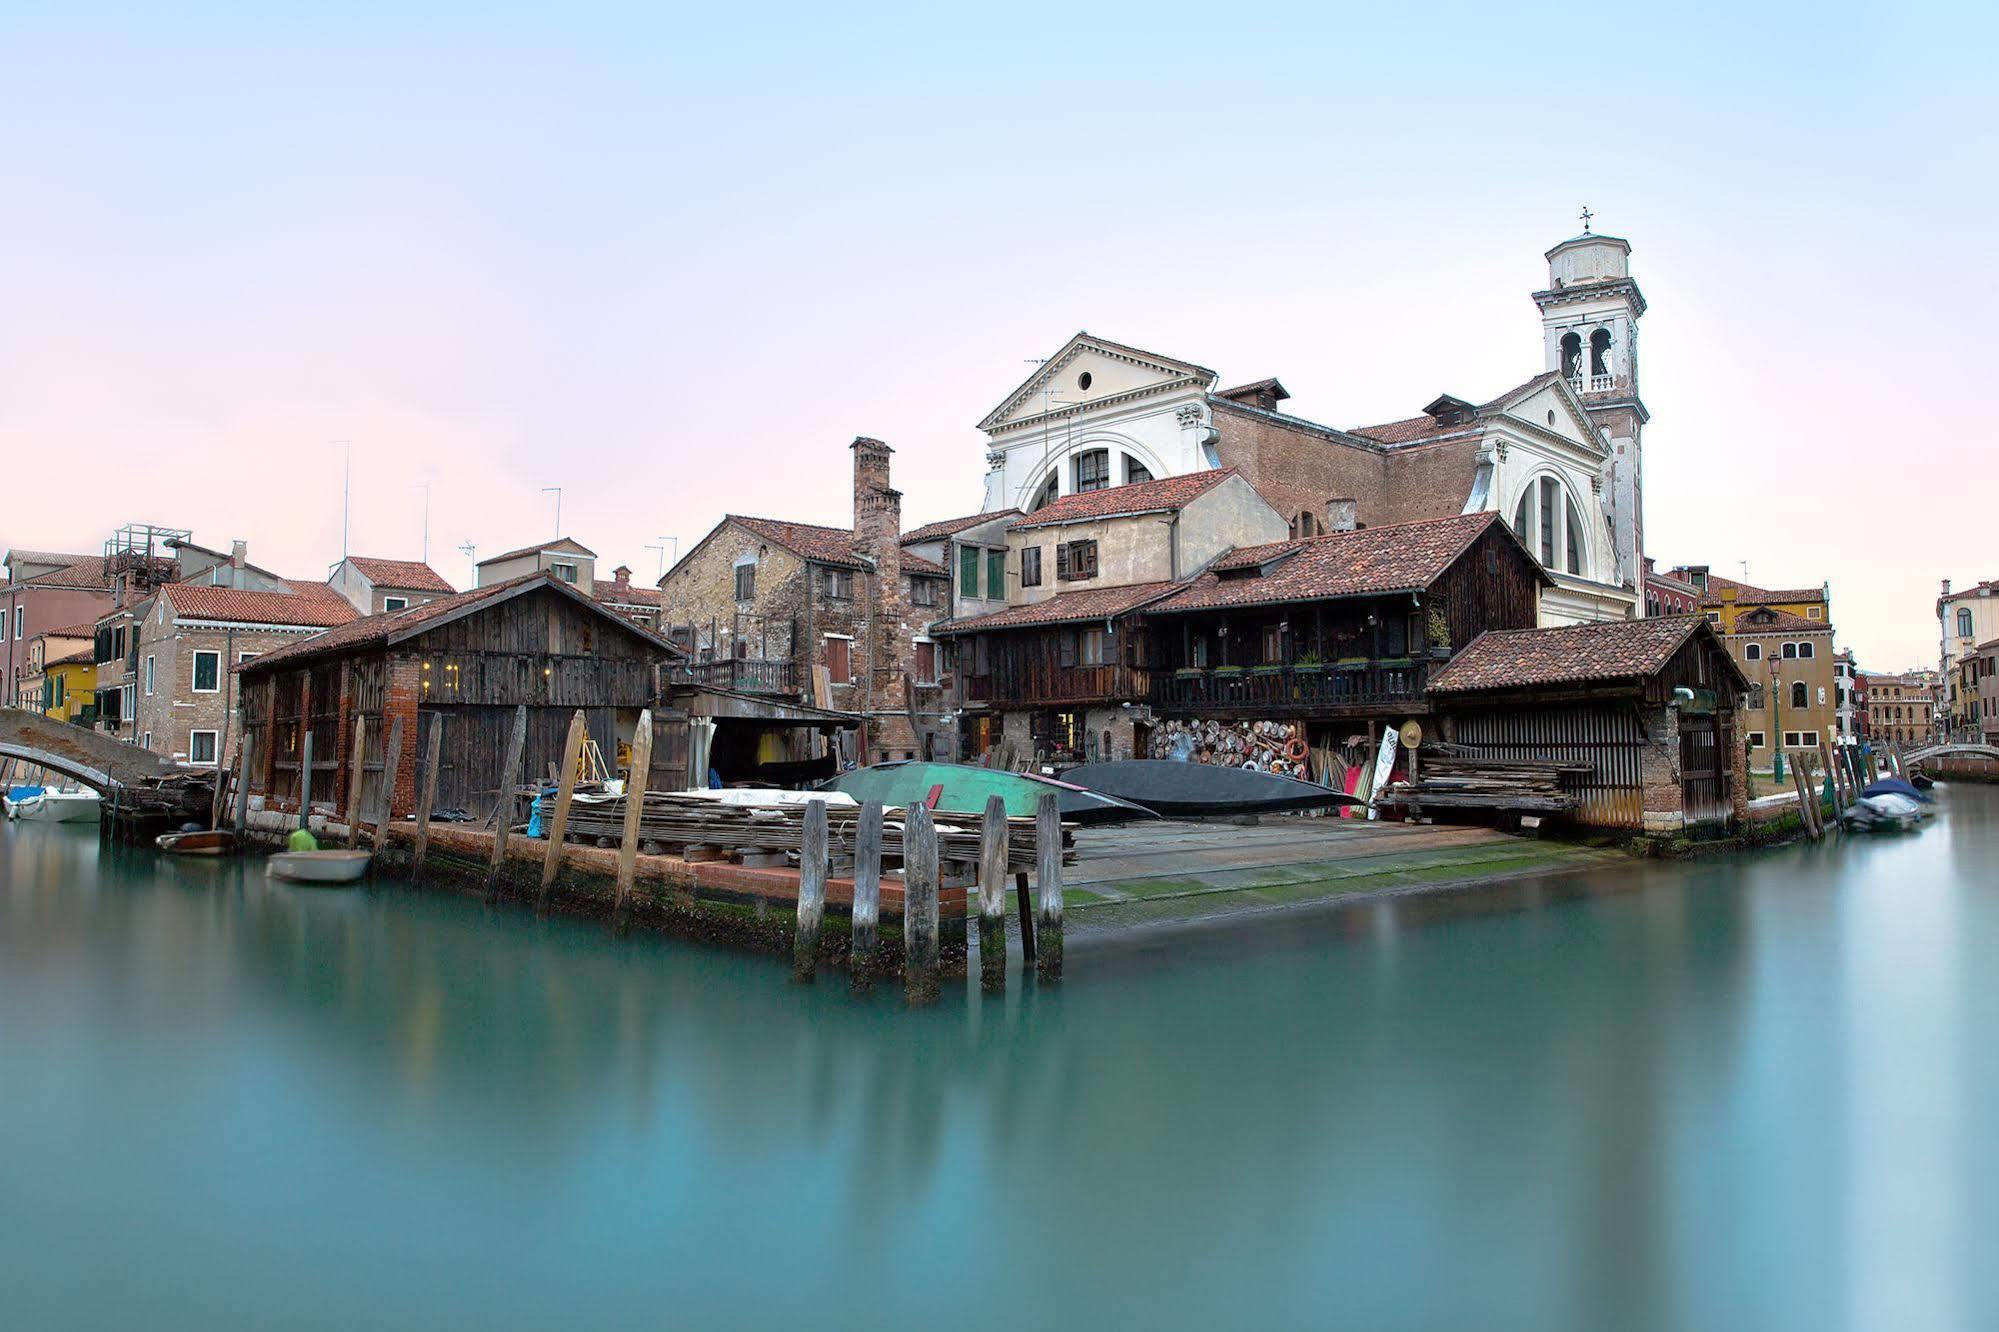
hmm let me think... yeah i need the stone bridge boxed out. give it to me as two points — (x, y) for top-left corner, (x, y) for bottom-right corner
(1904, 742), (1999, 782)
(0, 707), (180, 792)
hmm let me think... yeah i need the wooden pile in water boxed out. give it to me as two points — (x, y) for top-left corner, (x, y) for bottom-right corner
(1383, 754), (1587, 813)
(556, 792), (1067, 872)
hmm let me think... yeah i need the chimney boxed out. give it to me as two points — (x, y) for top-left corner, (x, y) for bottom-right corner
(612, 565), (632, 594)
(851, 436), (902, 596)
(1326, 499), (1357, 533)
(1942, 578), (1952, 597)
(230, 540), (246, 570)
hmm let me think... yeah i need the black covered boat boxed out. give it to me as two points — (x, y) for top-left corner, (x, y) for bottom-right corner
(1055, 759), (1357, 818)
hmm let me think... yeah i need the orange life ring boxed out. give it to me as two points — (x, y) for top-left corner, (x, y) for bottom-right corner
(1284, 737), (1309, 763)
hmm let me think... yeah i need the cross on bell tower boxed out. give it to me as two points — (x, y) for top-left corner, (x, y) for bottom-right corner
(1579, 204), (1593, 234)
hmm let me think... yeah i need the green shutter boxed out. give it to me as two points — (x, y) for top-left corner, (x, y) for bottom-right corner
(959, 546), (979, 598)
(987, 550), (1005, 599)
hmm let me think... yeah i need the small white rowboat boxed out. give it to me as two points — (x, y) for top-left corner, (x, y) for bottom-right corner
(267, 850), (373, 885)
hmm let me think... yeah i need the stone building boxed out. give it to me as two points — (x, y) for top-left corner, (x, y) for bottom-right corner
(1937, 578), (1999, 732)
(1861, 670), (1936, 747)
(970, 227), (1651, 625)
(474, 538), (597, 589)
(328, 555), (456, 616)
(1644, 558), (1701, 617)
(2, 549), (114, 709)
(1972, 639), (1999, 744)
(657, 438), (947, 764)
(1722, 606), (1838, 774)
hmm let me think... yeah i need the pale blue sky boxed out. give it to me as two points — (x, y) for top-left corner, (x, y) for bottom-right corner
(2, 3), (1992, 665)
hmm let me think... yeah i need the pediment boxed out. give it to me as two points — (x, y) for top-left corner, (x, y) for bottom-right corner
(979, 332), (1217, 434)
(1489, 376), (1607, 458)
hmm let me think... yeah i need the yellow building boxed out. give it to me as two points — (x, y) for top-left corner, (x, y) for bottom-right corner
(1723, 609), (1838, 775)
(26, 626), (98, 723)
(1670, 568), (1830, 633)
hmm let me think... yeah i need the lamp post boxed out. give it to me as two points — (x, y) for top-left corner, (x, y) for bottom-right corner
(1769, 657), (1785, 783)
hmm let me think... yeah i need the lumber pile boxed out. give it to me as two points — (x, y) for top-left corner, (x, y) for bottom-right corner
(1383, 754), (1586, 813)
(555, 792), (1068, 872)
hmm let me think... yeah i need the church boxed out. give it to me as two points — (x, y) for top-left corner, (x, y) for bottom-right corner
(973, 227), (1650, 625)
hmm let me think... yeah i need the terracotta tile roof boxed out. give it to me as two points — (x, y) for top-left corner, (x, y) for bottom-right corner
(1010, 471), (1236, 531)
(239, 573), (682, 674)
(901, 510), (1019, 544)
(47, 647), (96, 667)
(1428, 616), (1718, 693)
(1150, 512), (1528, 615)
(1727, 606), (1834, 633)
(162, 582), (359, 628)
(593, 578), (662, 606)
(474, 537), (597, 567)
(38, 621), (101, 639)
(18, 555), (114, 590)
(1349, 372), (1565, 446)
(728, 516), (874, 571)
(346, 556), (455, 594)
(5, 548), (94, 569)
(901, 552), (945, 577)
(931, 581), (1183, 635)
(1695, 573), (1825, 608)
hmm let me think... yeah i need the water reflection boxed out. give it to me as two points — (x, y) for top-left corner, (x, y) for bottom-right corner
(3, 792), (1997, 1330)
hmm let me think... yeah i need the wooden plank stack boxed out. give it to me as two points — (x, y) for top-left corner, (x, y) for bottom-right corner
(556, 792), (1066, 872)
(1382, 754), (1585, 813)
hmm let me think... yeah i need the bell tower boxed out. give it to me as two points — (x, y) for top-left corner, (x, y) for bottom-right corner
(1532, 212), (1649, 599)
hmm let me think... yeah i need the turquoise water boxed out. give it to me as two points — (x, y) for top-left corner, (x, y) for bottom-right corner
(4, 789), (1997, 1331)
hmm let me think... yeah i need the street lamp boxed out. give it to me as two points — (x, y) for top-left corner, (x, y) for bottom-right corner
(1769, 657), (1785, 783)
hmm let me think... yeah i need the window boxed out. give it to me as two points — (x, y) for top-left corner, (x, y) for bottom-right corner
(191, 650), (221, 693)
(1958, 608), (1974, 637)
(1783, 731), (1803, 748)
(1538, 476), (1557, 566)
(1795, 641), (1814, 660)
(11, 607), (20, 639)
(959, 546), (980, 598)
(1031, 474), (1060, 511)
(238, 651), (258, 665)
(1590, 327), (1612, 379)
(1781, 641), (1798, 659)
(1806, 606), (1822, 619)
(144, 655), (155, 696)
(1791, 681), (1809, 709)
(1073, 449), (1110, 493)
(549, 562), (578, 583)
(910, 577), (937, 607)
(1124, 456), (1153, 485)
(987, 549), (1006, 600)
(1513, 473), (1587, 576)
(189, 730), (218, 766)
(1706, 611), (1721, 624)
(823, 635), (852, 684)
(821, 568), (854, 600)
(1746, 731), (1766, 749)
(1056, 540), (1099, 581)
(1020, 546), (1042, 588)
(914, 641), (937, 684)
(1560, 330), (1582, 381)
(1748, 684), (1764, 709)
(383, 596), (408, 612)
(1744, 643), (1762, 661)
(734, 561), (756, 601)
(1077, 628), (1110, 666)
(114, 626), (126, 658)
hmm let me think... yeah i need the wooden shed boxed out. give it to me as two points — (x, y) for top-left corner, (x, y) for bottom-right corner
(1424, 616), (1751, 832)
(237, 574), (684, 826)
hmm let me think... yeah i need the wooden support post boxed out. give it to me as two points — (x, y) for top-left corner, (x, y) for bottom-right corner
(850, 801), (883, 991)
(413, 714), (442, 884)
(343, 717), (369, 849)
(794, 797), (829, 982)
(538, 709), (589, 913)
(297, 731), (315, 832)
(486, 704), (528, 901)
(903, 803), (940, 1005)
(614, 708), (653, 931)
(1035, 793), (1064, 982)
(1015, 870), (1037, 966)
(375, 714), (405, 849)
(977, 794), (1008, 993)
(1788, 756), (1819, 839)
(232, 733), (253, 839)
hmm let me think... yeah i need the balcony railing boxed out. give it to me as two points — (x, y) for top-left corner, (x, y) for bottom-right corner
(1152, 659), (1430, 715)
(960, 664), (1144, 708)
(671, 657), (797, 695)
(1569, 373), (1615, 395)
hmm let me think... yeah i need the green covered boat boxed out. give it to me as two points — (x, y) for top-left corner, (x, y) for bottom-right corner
(818, 762), (1151, 823)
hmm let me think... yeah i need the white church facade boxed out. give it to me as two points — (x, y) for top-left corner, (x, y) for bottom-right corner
(971, 229), (1651, 626)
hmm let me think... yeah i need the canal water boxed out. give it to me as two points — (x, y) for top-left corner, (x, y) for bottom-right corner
(4, 790), (1997, 1331)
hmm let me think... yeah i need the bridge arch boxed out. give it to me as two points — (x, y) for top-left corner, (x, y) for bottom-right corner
(0, 711), (178, 794)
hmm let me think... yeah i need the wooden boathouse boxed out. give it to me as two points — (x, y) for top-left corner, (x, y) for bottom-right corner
(236, 573), (684, 826)
(1423, 616), (1752, 832)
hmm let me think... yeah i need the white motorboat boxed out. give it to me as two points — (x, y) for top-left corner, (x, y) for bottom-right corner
(3, 786), (103, 823)
(267, 849), (373, 885)
(667, 787), (859, 809)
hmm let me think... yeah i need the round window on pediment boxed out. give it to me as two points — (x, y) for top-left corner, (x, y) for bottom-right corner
(1078, 371), (1093, 391)
(1547, 410), (1556, 426)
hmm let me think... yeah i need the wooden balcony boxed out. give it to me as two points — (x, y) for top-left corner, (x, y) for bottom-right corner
(960, 664), (1146, 709)
(671, 657), (797, 696)
(1151, 659), (1431, 717)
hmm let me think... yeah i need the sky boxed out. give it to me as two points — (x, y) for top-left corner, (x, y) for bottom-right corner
(1, 2), (1993, 669)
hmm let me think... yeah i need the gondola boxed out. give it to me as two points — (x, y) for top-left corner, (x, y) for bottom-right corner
(1056, 759), (1358, 818)
(819, 761), (1152, 823)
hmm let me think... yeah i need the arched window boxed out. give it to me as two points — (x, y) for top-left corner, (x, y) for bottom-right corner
(1958, 608), (1974, 637)
(1791, 681), (1809, 709)
(1124, 455), (1154, 485)
(1073, 449), (1110, 493)
(1589, 328), (1612, 381)
(1512, 473), (1588, 577)
(1031, 473), (1059, 511)
(1560, 331), (1582, 382)
(1745, 643), (1762, 660)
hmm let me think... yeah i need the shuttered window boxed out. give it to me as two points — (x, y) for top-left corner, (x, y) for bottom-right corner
(1020, 547), (1042, 588)
(1057, 540), (1098, 582)
(959, 546), (979, 598)
(987, 550), (1005, 599)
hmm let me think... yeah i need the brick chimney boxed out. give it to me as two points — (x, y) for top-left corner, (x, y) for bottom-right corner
(230, 540), (247, 570)
(851, 437), (902, 596)
(611, 565), (633, 595)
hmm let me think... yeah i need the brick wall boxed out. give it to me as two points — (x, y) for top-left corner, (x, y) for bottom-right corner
(1211, 401), (1483, 531)
(131, 613), (328, 766)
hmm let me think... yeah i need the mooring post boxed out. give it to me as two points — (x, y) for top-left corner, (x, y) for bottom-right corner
(1035, 793), (1063, 982)
(373, 714), (405, 850)
(794, 797), (829, 982)
(614, 708), (654, 931)
(486, 704), (528, 901)
(977, 794), (1008, 994)
(343, 717), (369, 849)
(231, 734), (253, 839)
(904, 803), (940, 1005)
(298, 731), (315, 832)
(413, 714), (443, 884)
(538, 709), (590, 913)
(850, 800), (883, 990)
(1015, 870), (1037, 965)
